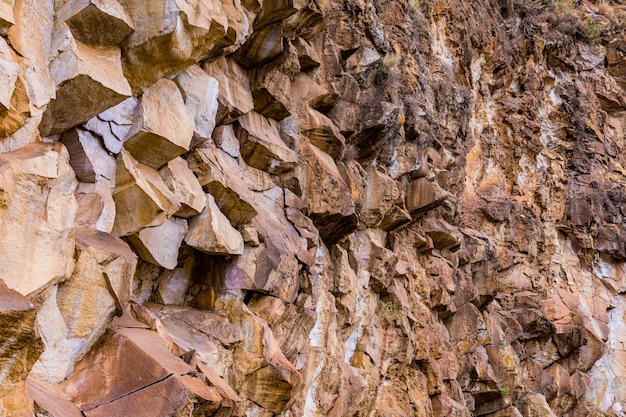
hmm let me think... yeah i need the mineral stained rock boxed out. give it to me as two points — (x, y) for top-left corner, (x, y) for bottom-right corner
(4, 1), (626, 416)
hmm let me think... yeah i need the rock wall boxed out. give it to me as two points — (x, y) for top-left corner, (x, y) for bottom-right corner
(2, 0), (626, 416)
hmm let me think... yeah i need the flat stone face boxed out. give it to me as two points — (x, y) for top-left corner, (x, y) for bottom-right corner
(203, 56), (255, 125)
(159, 156), (206, 218)
(57, 0), (135, 46)
(60, 128), (116, 186)
(123, 78), (194, 169)
(0, 143), (77, 296)
(128, 216), (187, 270)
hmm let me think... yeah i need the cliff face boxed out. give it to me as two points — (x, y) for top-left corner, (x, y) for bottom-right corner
(1, 0), (626, 416)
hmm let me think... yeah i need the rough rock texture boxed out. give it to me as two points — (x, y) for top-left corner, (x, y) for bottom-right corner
(4, 0), (626, 416)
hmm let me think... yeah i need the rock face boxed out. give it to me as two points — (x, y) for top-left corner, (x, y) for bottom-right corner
(4, 1), (626, 417)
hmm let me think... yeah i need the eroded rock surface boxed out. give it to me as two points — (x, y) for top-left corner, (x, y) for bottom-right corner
(3, 1), (626, 417)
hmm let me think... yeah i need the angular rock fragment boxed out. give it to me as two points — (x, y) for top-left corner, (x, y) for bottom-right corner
(26, 377), (84, 417)
(124, 78), (194, 169)
(235, 111), (297, 174)
(293, 37), (321, 70)
(118, 0), (231, 89)
(254, 0), (296, 29)
(213, 124), (240, 158)
(74, 182), (116, 232)
(159, 156), (206, 218)
(406, 177), (448, 213)
(128, 217), (187, 270)
(0, 37), (29, 138)
(112, 150), (181, 237)
(0, 0), (14, 34)
(185, 194), (244, 256)
(40, 24), (131, 136)
(0, 36), (19, 112)
(0, 142), (77, 296)
(0, 278), (42, 417)
(30, 229), (137, 383)
(174, 65), (219, 149)
(296, 106), (346, 159)
(203, 56), (255, 125)
(361, 165), (410, 229)
(56, 0), (134, 46)
(297, 143), (356, 244)
(250, 52), (296, 120)
(60, 128), (115, 186)
(84, 97), (137, 154)
(234, 23), (284, 69)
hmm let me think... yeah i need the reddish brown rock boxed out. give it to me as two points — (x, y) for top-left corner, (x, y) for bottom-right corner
(203, 56), (255, 125)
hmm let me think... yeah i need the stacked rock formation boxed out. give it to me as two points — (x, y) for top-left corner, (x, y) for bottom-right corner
(2, 0), (626, 416)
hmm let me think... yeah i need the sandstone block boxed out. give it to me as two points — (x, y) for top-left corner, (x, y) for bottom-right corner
(235, 111), (297, 174)
(0, 142), (77, 296)
(297, 143), (356, 244)
(0, 278), (42, 417)
(40, 24), (131, 136)
(159, 156), (206, 218)
(60, 128), (116, 186)
(56, 0), (134, 46)
(297, 106), (345, 159)
(124, 78), (194, 169)
(293, 37), (321, 69)
(185, 193), (244, 256)
(128, 217), (187, 270)
(234, 23), (284, 69)
(112, 149), (181, 237)
(26, 377), (84, 417)
(0, 0), (14, 34)
(203, 56), (254, 125)
(74, 182), (116, 232)
(174, 65), (219, 148)
(118, 0), (230, 89)
(84, 97), (137, 154)
(250, 60), (293, 120)
(0, 37), (29, 138)
(0, 36), (19, 111)
(30, 229), (136, 383)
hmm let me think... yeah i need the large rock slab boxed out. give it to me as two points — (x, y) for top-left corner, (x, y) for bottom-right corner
(185, 194), (244, 256)
(118, 0), (235, 89)
(124, 78), (194, 169)
(203, 56), (255, 125)
(235, 111), (297, 174)
(0, 278), (42, 417)
(174, 65), (219, 149)
(40, 24), (131, 136)
(128, 216), (187, 270)
(111, 149), (181, 237)
(56, 0), (134, 46)
(30, 228), (137, 383)
(0, 142), (77, 296)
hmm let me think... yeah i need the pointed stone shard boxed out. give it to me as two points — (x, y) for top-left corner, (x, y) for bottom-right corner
(0, 278), (42, 417)
(60, 128), (116, 186)
(111, 149), (181, 237)
(123, 78), (194, 169)
(185, 194), (244, 256)
(84, 97), (138, 154)
(159, 156), (206, 219)
(40, 24), (131, 136)
(0, 142), (77, 296)
(30, 229), (137, 384)
(235, 111), (297, 174)
(128, 217), (188, 270)
(56, 0), (134, 46)
(174, 65), (219, 149)
(203, 56), (255, 125)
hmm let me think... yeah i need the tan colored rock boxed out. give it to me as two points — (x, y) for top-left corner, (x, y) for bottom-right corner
(40, 24), (131, 136)
(0, 36), (19, 111)
(124, 78), (194, 169)
(74, 182), (116, 232)
(250, 51), (297, 120)
(155, 264), (192, 305)
(174, 65), (219, 149)
(235, 111), (297, 174)
(297, 143), (356, 244)
(293, 37), (321, 69)
(233, 23), (283, 69)
(0, 0), (14, 34)
(84, 97), (137, 154)
(119, 0), (232, 89)
(0, 278), (42, 417)
(361, 165), (410, 229)
(159, 156), (206, 218)
(128, 216), (187, 270)
(30, 228), (137, 383)
(56, 0), (134, 46)
(60, 128), (116, 186)
(185, 193), (244, 256)
(187, 145), (258, 227)
(213, 124), (240, 158)
(0, 142), (77, 296)
(0, 38), (29, 139)
(111, 149), (181, 237)
(203, 56), (255, 125)
(297, 106), (345, 159)
(406, 177), (448, 213)
(26, 377), (84, 417)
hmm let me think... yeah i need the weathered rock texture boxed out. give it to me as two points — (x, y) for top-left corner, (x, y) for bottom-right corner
(3, 0), (626, 416)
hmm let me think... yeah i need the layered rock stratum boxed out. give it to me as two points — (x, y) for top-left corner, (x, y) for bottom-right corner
(2, 0), (626, 416)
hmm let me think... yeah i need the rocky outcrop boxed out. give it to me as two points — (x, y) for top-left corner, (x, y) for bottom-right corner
(3, 0), (626, 416)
